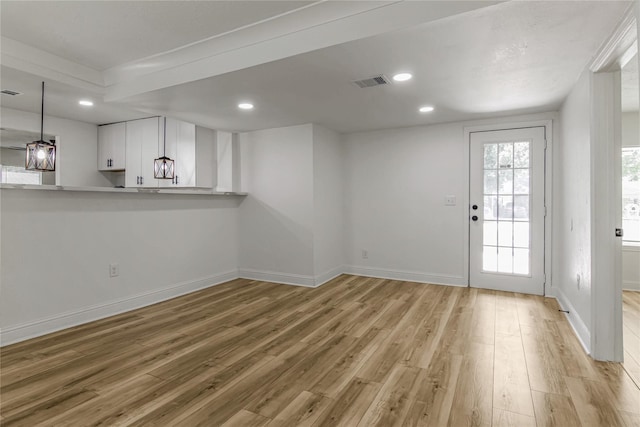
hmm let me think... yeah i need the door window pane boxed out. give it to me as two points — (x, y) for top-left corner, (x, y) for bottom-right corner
(481, 140), (532, 276)
(483, 246), (497, 272)
(513, 196), (529, 221)
(513, 222), (530, 248)
(498, 221), (513, 247)
(514, 142), (530, 168)
(499, 143), (513, 168)
(498, 195), (513, 219)
(498, 247), (512, 273)
(484, 196), (497, 220)
(484, 144), (498, 169)
(484, 170), (497, 195)
(514, 169), (529, 194)
(484, 221), (497, 246)
(499, 169), (513, 194)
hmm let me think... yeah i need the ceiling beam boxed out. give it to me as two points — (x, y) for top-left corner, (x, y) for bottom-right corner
(103, 0), (502, 102)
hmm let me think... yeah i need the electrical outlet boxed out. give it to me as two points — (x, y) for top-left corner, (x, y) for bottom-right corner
(109, 263), (119, 278)
(445, 195), (456, 206)
(361, 249), (368, 259)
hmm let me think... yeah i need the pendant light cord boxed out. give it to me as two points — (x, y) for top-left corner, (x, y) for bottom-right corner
(40, 81), (44, 142)
(163, 117), (167, 156)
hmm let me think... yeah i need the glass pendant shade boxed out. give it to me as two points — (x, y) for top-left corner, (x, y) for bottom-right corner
(26, 140), (56, 171)
(154, 155), (174, 179)
(26, 81), (56, 171)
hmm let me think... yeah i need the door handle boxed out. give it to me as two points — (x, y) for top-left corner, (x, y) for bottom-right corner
(472, 215), (479, 221)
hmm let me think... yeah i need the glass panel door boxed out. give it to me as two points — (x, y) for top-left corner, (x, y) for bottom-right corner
(469, 127), (546, 295)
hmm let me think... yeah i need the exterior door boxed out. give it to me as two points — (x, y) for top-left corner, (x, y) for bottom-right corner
(469, 127), (546, 295)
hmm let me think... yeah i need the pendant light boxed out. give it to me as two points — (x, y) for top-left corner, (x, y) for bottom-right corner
(154, 117), (174, 180)
(25, 82), (56, 171)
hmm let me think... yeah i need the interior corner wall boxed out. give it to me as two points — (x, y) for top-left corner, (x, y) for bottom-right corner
(554, 68), (592, 351)
(237, 124), (316, 285)
(312, 124), (344, 284)
(1, 107), (112, 187)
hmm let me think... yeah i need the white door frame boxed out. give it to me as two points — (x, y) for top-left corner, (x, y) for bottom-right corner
(588, 6), (637, 361)
(464, 119), (554, 295)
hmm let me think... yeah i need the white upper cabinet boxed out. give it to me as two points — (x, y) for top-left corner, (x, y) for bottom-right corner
(125, 117), (159, 188)
(98, 116), (205, 188)
(158, 118), (196, 188)
(97, 123), (126, 171)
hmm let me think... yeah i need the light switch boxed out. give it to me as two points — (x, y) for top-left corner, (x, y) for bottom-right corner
(445, 195), (456, 206)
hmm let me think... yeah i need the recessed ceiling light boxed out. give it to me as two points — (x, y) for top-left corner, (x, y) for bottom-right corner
(238, 103), (254, 110)
(392, 73), (412, 82)
(78, 100), (93, 106)
(419, 106), (435, 113)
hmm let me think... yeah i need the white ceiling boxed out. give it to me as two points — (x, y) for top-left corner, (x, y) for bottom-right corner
(0, 66), (151, 124)
(0, 0), (634, 133)
(0, 1), (312, 71)
(623, 53), (639, 112)
(119, 1), (632, 132)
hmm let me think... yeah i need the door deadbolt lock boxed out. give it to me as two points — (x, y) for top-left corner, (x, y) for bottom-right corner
(615, 228), (624, 237)
(472, 205), (478, 210)
(472, 215), (479, 221)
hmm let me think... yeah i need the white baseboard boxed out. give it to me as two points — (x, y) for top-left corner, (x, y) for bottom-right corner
(0, 270), (239, 347)
(552, 288), (591, 355)
(314, 265), (345, 287)
(344, 265), (467, 287)
(239, 268), (317, 287)
(623, 281), (640, 291)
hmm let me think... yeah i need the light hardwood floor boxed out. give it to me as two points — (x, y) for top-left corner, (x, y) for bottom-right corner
(1, 275), (639, 426)
(623, 290), (640, 387)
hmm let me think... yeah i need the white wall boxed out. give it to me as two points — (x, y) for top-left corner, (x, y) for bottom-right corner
(238, 124), (315, 283)
(0, 189), (241, 345)
(622, 112), (639, 147)
(312, 124), (344, 282)
(554, 69), (592, 349)
(1, 107), (112, 187)
(343, 124), (468, 285)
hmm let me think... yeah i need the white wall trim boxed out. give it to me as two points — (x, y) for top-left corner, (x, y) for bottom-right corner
(344, 265), (467, 287)
(239, 268), (317, 287)
(589, 5), (637, 72)
(314, 265), (345, 287)
(552, 288), (591, 355)
(0, 270), (239, 347)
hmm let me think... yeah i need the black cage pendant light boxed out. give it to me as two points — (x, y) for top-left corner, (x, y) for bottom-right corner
(154, 117), (174, 180)
(25, 82), (56, 171)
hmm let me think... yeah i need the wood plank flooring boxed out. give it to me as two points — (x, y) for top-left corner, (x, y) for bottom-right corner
(623, 290), (640, 387)
(1, 275), (639, 426)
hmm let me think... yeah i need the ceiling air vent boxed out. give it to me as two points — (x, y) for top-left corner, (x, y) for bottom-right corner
(1, 89), (22, 96)
(352, 74), (390, 88)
